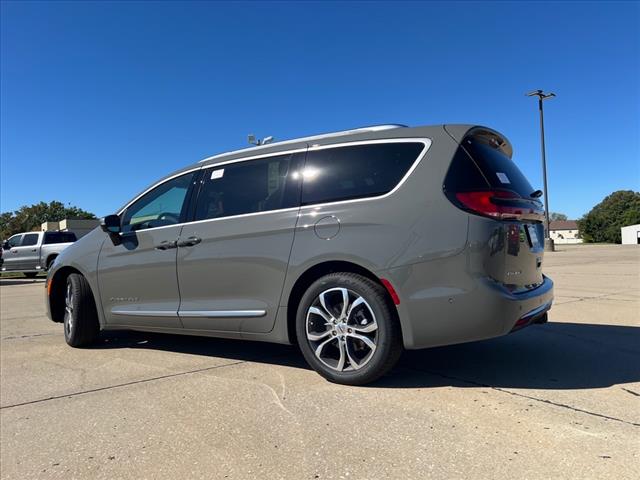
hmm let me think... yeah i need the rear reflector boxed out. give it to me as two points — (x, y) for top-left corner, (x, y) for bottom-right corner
(455, 190), (544, 221)
(380, 278), (400, 305)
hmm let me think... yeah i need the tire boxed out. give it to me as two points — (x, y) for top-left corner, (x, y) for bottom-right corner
(63, 273), (100, 347)
(296, 272), (403, 385)
(24, 272), (38, 278)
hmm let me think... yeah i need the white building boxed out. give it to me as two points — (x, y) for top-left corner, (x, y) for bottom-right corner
(41, 218), (100, 239)
(549, 220), (583, 244)
(621, 224), (640, 245)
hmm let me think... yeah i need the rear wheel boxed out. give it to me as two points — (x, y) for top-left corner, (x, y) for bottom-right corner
(296, 272), (403, 385)
(63, 273), (100, 347)
(24, 272), (38, 278)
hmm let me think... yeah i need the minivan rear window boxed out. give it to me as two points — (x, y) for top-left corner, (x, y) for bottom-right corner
(44, 232), (77, 244)
(460, 136), (535, 198)
(301, 142), (425, 205)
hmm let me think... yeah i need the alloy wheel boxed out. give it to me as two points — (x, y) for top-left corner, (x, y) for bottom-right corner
(305, 287), (378, 372)
(64, 283), (74, 335)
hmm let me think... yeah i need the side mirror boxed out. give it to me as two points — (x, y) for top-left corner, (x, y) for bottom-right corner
(100, 215), (121, 235)
(2, 241), (9, 250)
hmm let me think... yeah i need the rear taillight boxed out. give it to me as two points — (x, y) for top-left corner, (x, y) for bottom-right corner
(455, 190), (544, 221)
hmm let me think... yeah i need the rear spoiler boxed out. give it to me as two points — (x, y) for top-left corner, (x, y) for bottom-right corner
(444, 125), (513, 159)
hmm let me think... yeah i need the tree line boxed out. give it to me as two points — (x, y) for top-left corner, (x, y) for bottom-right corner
(0, 201), (96, 240)
(577, 190), (640, 243)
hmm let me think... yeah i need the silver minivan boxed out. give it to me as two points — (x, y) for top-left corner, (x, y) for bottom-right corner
(46, 124), (554, 385)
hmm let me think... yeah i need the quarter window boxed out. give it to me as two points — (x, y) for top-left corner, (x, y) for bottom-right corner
(300, 142), (425, 205)
(21, 233), (39, 246)
(194, 153), (301, 221)
(122, 172), (196, 232)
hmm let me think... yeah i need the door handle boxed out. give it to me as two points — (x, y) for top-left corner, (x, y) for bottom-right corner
(11, 249), (18, 253)
(31, 249), (37, 252)
(177, 236), (201, 248)
(154, 240), (178, 250)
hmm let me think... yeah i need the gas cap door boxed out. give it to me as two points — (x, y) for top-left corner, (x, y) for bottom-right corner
(314, 215), (341, 240)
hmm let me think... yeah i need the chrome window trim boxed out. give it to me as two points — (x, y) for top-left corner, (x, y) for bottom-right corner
(114, 138), (431, 232)
(197, 124), (406, 164)
(199, 147), (308, 169)
(119, 206), (302, 232)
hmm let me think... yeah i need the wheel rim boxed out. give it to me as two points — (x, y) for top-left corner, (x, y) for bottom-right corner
(306, 287), (378, 372)
(64, 283), (74, 335)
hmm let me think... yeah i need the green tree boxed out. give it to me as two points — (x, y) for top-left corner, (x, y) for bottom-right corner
(0, 201), (96, 240)
(550, 212), (568, 221)
(578, 191), (640, 243)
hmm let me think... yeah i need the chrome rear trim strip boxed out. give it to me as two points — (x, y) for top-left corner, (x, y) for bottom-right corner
(179, 310), (266, 318)
(111, 310), (177, 317)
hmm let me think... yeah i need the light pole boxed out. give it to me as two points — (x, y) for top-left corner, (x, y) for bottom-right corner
(527, 89), (555, 252)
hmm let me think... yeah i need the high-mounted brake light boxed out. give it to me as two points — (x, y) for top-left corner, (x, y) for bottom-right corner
(455, 190), (542, 221)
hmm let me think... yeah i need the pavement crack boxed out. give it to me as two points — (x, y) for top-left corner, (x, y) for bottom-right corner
(552, 288), (639, 306)
(407, 367), (640, 427)
(621, 387), (640, 397)
(0, 360), (247, 410)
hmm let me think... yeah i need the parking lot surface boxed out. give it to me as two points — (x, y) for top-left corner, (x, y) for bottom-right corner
(1, 244), (639, 479)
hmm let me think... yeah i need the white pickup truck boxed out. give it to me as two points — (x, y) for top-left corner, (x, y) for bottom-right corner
(1, 231), (77, 278)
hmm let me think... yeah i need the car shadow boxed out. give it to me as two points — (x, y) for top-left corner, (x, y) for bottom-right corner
(94, 322), (640, 391)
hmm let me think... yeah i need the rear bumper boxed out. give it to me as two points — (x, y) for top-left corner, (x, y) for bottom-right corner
(509, 298), (552, 332)
(385, 253), (554, 349)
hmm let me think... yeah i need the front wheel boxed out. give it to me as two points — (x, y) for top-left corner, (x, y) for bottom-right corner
(63, 273), (100, 347)
(296, 272), (403, 385)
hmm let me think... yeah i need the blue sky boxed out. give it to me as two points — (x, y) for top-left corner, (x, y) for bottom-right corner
(1, 1), (638, 219)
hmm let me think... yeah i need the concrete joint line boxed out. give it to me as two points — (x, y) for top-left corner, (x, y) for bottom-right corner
(407, 367), (640, 428)
(0, 360), (247, 410)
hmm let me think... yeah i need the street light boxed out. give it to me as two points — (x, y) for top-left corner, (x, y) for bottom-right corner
(527, 89), (555, 252)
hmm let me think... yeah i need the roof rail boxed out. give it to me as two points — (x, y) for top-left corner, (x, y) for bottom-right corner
(199, 124), (407, 163)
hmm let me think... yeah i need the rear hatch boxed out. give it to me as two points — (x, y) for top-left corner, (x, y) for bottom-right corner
(444, 129), (545, 290)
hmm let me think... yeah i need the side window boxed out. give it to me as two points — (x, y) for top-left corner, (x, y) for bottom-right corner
(301, 142), (425, 205)
(7, 235), (23, 247)
(44, 232), (77, 244)
(194, 153), (301, 221)
(122, 172), (196, 233)
(21, 233), (40, 246)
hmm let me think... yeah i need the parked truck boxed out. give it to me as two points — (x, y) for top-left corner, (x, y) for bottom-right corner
(1, 231), (77, 278)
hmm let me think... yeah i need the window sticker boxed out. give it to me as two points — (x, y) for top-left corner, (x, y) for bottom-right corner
(496, 172), (510, 184)
(211, 169), (224, 180)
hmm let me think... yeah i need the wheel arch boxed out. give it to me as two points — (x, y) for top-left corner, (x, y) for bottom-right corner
(285, 260), (399, 346)
(45, 253), (58, 269)
(48, 266), (99, 324)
